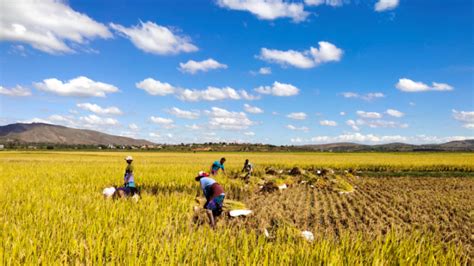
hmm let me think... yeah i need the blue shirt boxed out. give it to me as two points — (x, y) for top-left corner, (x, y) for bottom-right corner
(211, 161), (224, 171)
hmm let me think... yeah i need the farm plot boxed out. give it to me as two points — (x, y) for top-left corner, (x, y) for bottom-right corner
(230, 176), (473, 256)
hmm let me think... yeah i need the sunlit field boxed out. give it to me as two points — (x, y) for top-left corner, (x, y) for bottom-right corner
(1, 151), (472, 264)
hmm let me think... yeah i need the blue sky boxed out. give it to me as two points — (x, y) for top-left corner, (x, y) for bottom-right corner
(0, 0), (473, 144)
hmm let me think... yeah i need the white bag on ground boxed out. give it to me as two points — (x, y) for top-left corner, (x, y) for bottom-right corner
(103, 187), (116, 198)
(229, 209), (253, 217)
(301, 231), (314, 242)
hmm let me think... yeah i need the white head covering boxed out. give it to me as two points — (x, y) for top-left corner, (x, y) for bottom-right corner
(125, 155), (133, 161)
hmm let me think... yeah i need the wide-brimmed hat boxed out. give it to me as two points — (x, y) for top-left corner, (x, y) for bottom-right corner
(125, 155), (133, 161)
(196, 171), (209, 178)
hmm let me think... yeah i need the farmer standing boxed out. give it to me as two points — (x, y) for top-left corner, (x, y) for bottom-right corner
(195, 171), (225, 229)
(242, 159), (253, 178)
(122, 155), (137, 196)
(210, 157), (226, 176)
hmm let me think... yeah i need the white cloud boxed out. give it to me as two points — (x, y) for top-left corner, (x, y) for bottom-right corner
(346, 120), (360, 131)
(305, 0), (343, 6)
(150, 116), (174, 125)
(312, 133), (408, 143)
(320, 120), (337, 126)
(259, 48), (315, 69)
(110, 21), (198, 55)
(259, 67), (272, 75)
(358, 119), (408, 129)
(34, 76), (118, 97)
(128, 123), (139, 130)
(244, 131), (255, 136)
(185, 124), (202, 130)
(286, 124), (309, 132)
(178, 86), (257, 101)
(0, 0), (111, 54)
(205, 107), (254, 130)
(244, 104), (264, 114)
(259, 41), (343, 69)
(452, 109), (474, 129)
(0, 85), (31, 97)
(287, 112), (307, 120)
(432, 82), (454, 91)
(77, 103), (123, 115)
(136, 78), (258, 101)
(374, 0), (399, 12)
(310, 41), (343, 64)
(386, 109), (404, 118)
(339, 112), (346, 116)
(255, 81), (299, 96)
(341, 92), (385, 101)
(136, 78), (176, 96)
(79, 114), (119, 126)
(396, 78), (454, 92)
(356, 110), (382, 119)
(178, 58), (227, 74)
(167, 107), (200, 119)
(216, 0), (309, 22)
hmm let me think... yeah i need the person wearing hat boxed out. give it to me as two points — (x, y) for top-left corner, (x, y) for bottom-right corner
(121, 155), (137, 196)
(195, 171), (225, 229)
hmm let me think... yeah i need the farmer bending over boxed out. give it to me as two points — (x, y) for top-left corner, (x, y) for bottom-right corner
(195, 171), (225, 229)
(210, 157), (226, 176)
(118, 155), (137, 197)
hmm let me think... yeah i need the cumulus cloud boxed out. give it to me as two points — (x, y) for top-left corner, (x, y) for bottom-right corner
(244, 104), (264, 114)
(340, 92), (385, 101)
(374, 0), (399, 12)
(312, 133), (407, 143)
(129, 123), (139, 130)
(287, 112), (307, 120)
(167, 107), (200, 119)
(305, 0), (343, 6)
(356, 110), (382, 119)
(205, 107), (254, 130)
(150, 116), (174, 125)
(0, 0), (111, 54)
(34, 76), (119, 97)
(136, 78), (176, 96)
(396, 78), (454, 92)
(286, 124), (309, 132)
(340, 112), (346, 116)
(346, 119), (360, 131)
(259, 67), (272, 75)
(136, 78), (258, 101)
(386, 108), (404, 118)
(178, 86), (258, 101)
(0, 85), (31, 97)
(79, 114), (119, 126)
(216, 0), (309, 22)
(244, 131), (255, 136)
(255, 81), (299, 96)
(452, 109), (474, 129)
(178, 58), (227, 74)
(77, 103), (123, 115)
(320, 120), (337, 126)
(110, 21), (198, 55)
(258, 41), (343, 69)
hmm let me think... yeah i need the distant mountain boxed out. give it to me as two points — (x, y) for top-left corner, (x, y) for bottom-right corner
(300, 140), (474, 152)
(0, 123), (473, 151)
(0, 123), (154, 146)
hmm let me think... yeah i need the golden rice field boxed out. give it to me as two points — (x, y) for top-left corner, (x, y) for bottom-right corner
(1, 151), (473, 265)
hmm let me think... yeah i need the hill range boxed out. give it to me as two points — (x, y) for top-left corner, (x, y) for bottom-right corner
(0, 123), (473, 152)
